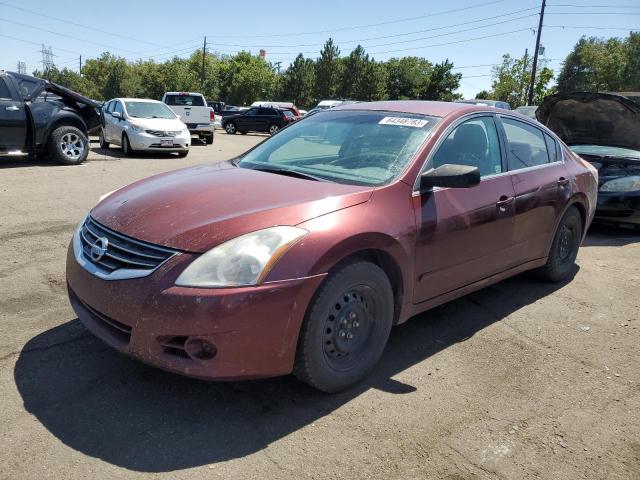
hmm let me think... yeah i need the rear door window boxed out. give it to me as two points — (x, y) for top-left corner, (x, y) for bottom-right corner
(544, 133), (559, 163)
(501, 117), (550, 170)
(0, 78), (12, 99)
(164, 94), (205, 106)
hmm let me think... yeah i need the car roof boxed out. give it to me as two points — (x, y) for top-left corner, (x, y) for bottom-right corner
(332, 100), (500, 118)
(164, 92), (204, 96)
(114, 98), (164, 103)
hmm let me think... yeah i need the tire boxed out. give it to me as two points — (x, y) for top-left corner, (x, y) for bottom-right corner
(177, 150), (189, 158)
(268, 123), (279, 135)
(240, 131), (248, 135)
(122, 133), (134, 157)
(294, 261), (394, 393)
(225, 122), (237, 134)
(48, 125), (89, 165)
(537, 206), (582, 282)
(205, 134), (214, 145)
(98, 128), (109, 149)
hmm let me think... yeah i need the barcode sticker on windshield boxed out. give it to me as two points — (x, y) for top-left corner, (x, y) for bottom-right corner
(378, 117), (429, 128)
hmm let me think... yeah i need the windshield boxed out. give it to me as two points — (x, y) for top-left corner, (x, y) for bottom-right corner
(570, 145), (640, 159)
(238, 110), (438, 186)
(125, 102), (176, 119)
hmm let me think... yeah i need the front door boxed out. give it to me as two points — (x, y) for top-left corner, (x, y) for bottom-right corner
(413, 115), (516, 303)
(0, 77), (27, 150)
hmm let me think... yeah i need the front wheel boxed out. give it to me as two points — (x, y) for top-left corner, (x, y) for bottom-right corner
(294, 261), (394, 393)
(537, 206), (582, 282)
(225, 122), (237, 134)
(177, 150), (189, 158)
(268, 123), (279, 135)
(48, 126), (89, 165)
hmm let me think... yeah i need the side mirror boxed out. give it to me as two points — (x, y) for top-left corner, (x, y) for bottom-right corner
(112, 111), (122, 120)
(419, 164), (481, 192)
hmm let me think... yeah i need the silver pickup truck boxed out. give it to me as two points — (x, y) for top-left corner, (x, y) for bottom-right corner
(162, 92), (214, 144)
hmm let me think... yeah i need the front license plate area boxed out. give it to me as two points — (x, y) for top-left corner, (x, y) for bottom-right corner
(160, 139), (174, 147)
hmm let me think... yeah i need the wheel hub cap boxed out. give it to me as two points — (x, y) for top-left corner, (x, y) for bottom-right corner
(60, 133), (84, 160)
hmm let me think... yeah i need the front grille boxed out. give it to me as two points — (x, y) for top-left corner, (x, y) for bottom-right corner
(80, 217), (176, 273)
(145, 130), (180, 137)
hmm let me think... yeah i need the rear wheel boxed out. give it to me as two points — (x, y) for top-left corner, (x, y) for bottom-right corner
(122, 133), (134, 157)
(537, 206), (582, 282)
(48, 126), (89, 165)
(205, 133), (214, 144)
(225, 122), (237, 134)
(98, 128), (109, 149)
(294, 261), (394, 392)
(268, 123), (279, 135)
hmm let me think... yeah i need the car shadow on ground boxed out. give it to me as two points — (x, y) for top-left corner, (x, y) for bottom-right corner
(14, 269), (576, 472)
(583, 224), (640, 247)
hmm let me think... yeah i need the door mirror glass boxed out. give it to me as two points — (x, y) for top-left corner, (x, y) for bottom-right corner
(420, 164), (480, 191)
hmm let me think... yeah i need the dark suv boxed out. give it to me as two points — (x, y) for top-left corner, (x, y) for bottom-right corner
(222, 107), (294, 135)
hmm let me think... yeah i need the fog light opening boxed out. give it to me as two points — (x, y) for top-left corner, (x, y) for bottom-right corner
(184, 338), (217, 360)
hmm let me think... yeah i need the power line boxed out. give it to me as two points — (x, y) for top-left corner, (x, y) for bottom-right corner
(204, 0), (508, 38)
(0, 0), (168, 48)
(544, 25), (640, 30)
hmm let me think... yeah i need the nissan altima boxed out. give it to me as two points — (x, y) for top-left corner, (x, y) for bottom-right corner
(66, 101), (598, 392)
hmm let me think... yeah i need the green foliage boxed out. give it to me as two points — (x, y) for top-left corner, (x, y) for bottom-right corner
(218, 51), (278, 105)
(489, 52), (554, 107)
(315, 38), (341, 100)
(418, 60), (462, 101)
(475, 90), (491, 99)
(279, 54), (315, 108)
(557, 33), (640, 92)
(385, 56), (432, 100)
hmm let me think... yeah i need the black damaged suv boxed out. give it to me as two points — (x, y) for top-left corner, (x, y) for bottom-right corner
(0, 71), (102, 164)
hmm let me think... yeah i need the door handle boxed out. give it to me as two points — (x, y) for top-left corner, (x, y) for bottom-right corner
(558, 177), (570, 187)
(5, 105), (19, 111)
(496, 195), (514, 212)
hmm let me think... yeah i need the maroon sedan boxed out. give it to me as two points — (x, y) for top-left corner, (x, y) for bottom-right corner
(66, 101), (598, 392)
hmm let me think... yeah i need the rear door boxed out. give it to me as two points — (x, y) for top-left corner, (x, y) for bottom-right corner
(497, 115), (570, 262)
(0, 76), (28, 150)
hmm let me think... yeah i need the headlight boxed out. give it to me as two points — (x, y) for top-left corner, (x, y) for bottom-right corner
(175, 226), (308, 288)
(129, 123), (143, 132)
(600, 176), (640, 192)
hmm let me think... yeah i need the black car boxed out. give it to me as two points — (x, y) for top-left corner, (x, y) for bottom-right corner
(0, 71), (102, 164)
(222, 107), (294, 135)
(538, 92), (640, 228)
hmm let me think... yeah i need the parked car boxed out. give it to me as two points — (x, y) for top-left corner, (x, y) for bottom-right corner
(66, 100), (597, 392)
(162, 92), (214, 144)
(99, 98), (190, 157)
(457, 99), (512, 110)
(515, 105), (539, 120)
(0, 71), (101, 164)
(251, 101), (301, 117)
(222, 106), (294, 135)
(537, 92), (640, 228)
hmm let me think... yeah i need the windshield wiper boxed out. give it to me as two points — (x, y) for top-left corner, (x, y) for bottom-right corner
(248, 165), (330, 182)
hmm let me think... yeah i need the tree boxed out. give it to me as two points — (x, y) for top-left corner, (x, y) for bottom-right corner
(315, 38), (341, 100)
(280, 54), (315, 108)
(419, 60), (462, 101)
(385, 56), (432, 100)
(490, 52), (554, 107)
(475, 90), (491, 99)
(218, 51), (278, 106)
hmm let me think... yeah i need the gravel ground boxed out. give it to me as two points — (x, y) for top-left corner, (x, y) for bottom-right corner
(1, 133), (639, 480)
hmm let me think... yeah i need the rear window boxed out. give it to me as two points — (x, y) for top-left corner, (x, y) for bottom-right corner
(0, 78), (12, 99)
(282, 110), (294, 118)
(164, 94), (205, 106)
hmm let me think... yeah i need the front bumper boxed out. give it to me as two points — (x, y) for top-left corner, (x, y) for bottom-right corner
(128, 130), (191, 152)
(594, 191), (640, 226)
(66, 240), (325, 380)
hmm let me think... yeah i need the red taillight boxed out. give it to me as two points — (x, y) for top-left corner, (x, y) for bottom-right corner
(210, 110), (215, 122)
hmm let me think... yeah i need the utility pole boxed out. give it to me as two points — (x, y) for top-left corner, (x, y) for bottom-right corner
(522, 48), (529, 106)
(201, 36), (207, 89)
(527, 0), (546, 106)
(79, 55), (82, 76)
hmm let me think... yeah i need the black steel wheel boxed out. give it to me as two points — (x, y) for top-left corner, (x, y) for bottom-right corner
(538, 206), (582, 282)
(295, 261), (394, 392)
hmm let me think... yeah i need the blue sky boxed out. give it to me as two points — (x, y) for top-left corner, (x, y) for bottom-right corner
(0, 0), (638, 99)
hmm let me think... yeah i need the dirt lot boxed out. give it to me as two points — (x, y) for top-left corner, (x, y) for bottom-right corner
(1, 133), (639, 480)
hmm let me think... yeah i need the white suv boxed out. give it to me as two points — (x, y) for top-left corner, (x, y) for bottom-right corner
(99, 98), (190, 157)
(162, 92), (214, 144)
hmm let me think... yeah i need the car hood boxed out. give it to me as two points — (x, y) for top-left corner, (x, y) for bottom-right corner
(129, 117), (186, 130)
(537, 92), (640, 151)
(90, 163), (373, 252)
